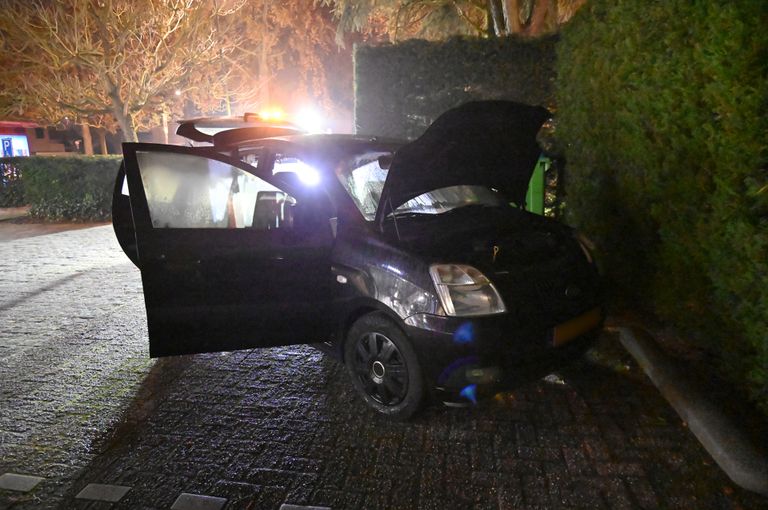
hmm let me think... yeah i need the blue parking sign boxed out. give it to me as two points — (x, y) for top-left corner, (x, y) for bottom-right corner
(1, 138), (11, 157)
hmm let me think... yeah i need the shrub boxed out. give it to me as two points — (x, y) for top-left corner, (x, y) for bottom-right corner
(556, 1), (768, 412)
(354, 35), (557, 139)
(2, 156), (122, 221)
(0, 160), (25, 207)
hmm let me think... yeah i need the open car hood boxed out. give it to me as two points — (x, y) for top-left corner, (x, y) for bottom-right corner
(176, 114), (304, 143)
(376, 100), (550, 223)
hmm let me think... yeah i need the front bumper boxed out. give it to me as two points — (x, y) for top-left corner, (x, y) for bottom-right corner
(404, 306), (603, 403)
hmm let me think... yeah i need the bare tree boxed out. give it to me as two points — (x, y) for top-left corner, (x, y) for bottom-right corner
(0, 0), (342, 143)
(229, 0), (338, 112)
(500, 0), (586, 36)
(0, 0), (248, 142)
(323, 0), (586, 41)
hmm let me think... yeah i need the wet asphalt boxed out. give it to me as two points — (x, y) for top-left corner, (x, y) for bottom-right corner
(0, 225), (765, 509)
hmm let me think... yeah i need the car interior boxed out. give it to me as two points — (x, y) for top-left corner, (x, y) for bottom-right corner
(252, 191), (295, 230)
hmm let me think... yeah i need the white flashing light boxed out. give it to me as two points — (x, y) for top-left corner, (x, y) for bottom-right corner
(297, 165), (320, 186)
(295, 107), (323, 133)
(275, 159), (321, 186)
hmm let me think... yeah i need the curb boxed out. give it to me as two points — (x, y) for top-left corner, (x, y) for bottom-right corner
(608, 326), (768, 495)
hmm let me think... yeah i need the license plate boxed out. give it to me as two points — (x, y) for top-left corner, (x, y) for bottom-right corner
(552, 307), (602, 346)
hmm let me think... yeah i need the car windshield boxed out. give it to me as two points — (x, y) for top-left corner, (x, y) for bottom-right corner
(392, 185), (505, 216)
(336, 153), (505, 220)
(335, 152), (390, 221)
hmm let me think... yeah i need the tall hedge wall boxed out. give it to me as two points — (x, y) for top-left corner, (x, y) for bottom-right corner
(354, 35), (557, 139)
(556, 1), (768, 411)
(0, 156), (122, 221)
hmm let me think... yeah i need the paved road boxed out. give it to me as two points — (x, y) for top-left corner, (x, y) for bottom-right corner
(0, 226), (765, 509)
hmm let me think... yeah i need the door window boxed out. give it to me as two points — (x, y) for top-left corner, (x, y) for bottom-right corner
(136, 151), (295, 230)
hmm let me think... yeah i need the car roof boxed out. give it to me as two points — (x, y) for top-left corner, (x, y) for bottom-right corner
(177, 114), (305, 143)
(217, 132), (404, 157)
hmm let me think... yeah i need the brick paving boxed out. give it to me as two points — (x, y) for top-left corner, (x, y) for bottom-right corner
(0, 225), (766, 509)
(0, 226), (152, 509)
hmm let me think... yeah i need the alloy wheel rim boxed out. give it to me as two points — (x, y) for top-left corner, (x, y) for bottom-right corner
(352, 332), (409, 406)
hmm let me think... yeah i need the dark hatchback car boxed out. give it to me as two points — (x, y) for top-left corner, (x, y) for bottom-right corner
(113, 100), (602, 419)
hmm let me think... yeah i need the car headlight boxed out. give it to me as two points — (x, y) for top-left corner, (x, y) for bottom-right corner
(429, 264), (506, 317)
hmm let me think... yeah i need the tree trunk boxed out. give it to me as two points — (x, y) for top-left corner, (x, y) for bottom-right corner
(258, 0), (270, 108)
(111, 101), (137, 142)
(98, 129), (108, 154)
(526, 0), (555, 37)
(114, 111), (138, 143)
(161, 111), (169, 144)
(502, 0), (522, 34)
(487, 0), (506, 37)
(106, 81), (138, 142)
(81, 122), (94, 155)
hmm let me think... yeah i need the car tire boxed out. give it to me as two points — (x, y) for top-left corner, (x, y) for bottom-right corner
(344, 313), (425, 420)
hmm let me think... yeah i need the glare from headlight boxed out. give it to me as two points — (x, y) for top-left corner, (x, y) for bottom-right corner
(429, 264), (506, 317)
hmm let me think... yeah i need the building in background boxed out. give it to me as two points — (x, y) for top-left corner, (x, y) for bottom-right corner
(0, 121), (68, 156)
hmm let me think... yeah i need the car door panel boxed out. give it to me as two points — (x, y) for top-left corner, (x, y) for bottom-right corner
(121, 143), (334, 357)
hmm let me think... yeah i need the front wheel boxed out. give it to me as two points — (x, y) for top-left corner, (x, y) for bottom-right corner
(344, 313), (425, 420)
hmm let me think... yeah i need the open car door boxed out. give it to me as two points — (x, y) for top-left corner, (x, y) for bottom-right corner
(120, 143), (334, 357)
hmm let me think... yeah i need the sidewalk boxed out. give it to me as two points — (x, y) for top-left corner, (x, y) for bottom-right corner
(0, 207), (108, 242)
(0, 206), (30, 221)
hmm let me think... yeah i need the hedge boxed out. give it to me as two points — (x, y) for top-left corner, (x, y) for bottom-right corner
(354, 35), (557, 139)
(0, 160), (24, 207)
(0, 156), (122, 221)
(556, 1), (768, 412)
